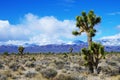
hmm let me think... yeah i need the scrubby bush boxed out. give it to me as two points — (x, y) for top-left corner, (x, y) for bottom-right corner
(0, 64), (4, 69)
(41, 68), (57, 79)
(3, 52), (9, 56)
(35, 66), (42, 72)
(11, 52), (16, 55)
(63, 53), (68, 58)
(0, 74), (7, 80)
(26, 52), (30, 55)
(54, 61), (64, 69)
(53, 74), (80, 80)
(31, 57), (36, 61)
(25, 71), (37, 78)
(9, 62), (20, 71)
(25, 61), (35, 68)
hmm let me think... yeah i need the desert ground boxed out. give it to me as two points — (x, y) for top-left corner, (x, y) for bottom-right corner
(0, 53), (119, 80)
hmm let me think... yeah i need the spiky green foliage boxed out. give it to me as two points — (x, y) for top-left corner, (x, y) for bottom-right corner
(18, 46), (25, 55)
(81, 42), (105, 73)
(72, 10), (101, 46)
(73, 10), (101, 35)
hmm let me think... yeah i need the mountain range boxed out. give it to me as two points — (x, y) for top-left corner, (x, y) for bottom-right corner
(0, 38), (120, 53)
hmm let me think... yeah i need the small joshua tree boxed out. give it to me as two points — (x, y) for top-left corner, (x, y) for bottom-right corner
(69, 47), (73, 53)
(18, 46), (25, 56)
(81, 42), (105, 73)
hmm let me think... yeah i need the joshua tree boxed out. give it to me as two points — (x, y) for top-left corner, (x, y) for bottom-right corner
(81, 42), (105, 73)
(69, 47), (73, 53)
(72, 10), (101, 47)
(72, 10), (102, 73)
(18, 46), (24, 55)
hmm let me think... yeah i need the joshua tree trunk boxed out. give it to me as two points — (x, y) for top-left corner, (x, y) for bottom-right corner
(87, 33), (94, 73)
(94, 58), (99, 74)
(87, 33), (92, 47)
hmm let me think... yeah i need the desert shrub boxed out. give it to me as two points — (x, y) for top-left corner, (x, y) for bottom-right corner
(25, 61), (35, 68)
(0, 74), (7, 80)
(106, 61), (117, 66)
(63, 53), (68, 58)
(55, 61), (64, 69)
(53, 74), (80, 80)
(99, 65), (120, 76)
(64, 65), (71, 70)
(41, 68), (57, 79)
(11, 52), (16, 55)
(35, 66), (42, 71)
(19, 66), (26, 71)
(25, 71), (37, 78)
(0, 64), (4, 69)
(26, 52), (30, 55)
(2, 70), (13, 78)
(9, 62), (20, 71)
(31, 57), (36, 61)
(62, 69), (67, 73)
(3, 52), (9, 56)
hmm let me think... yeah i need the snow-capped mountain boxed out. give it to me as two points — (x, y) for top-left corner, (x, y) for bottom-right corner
(72, 40), (86, 45)
(97, 38), (120, 46)
(0, 39), (120, 53)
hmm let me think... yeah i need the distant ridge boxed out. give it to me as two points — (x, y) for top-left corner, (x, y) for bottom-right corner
(0, 39), (120, 53)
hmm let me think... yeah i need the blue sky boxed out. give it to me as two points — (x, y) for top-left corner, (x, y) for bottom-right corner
(0, 0), (120, 45)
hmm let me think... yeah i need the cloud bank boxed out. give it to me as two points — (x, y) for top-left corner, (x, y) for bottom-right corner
(101, 33), (120, 40)
(0, 13), (76, 45)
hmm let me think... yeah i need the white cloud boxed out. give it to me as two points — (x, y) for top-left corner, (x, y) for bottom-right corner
(100, 33), (120, 40)
(99, 33), (120, 46)
(0, 13), (76, 45)
(108, 12), (120, 15)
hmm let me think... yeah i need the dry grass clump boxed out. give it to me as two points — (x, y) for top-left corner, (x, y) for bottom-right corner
(53, 74), (80, 80)
(41, 68), (57, 79)
(25, 71), (37, 78)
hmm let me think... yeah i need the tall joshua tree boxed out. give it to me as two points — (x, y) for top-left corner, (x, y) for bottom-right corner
(72, 10), (101, 47)
(72, 10), (101, 73)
